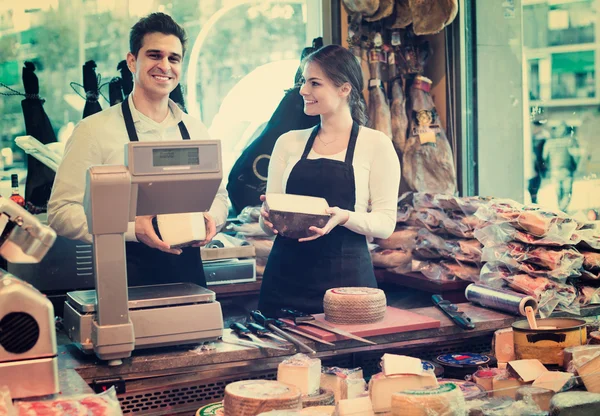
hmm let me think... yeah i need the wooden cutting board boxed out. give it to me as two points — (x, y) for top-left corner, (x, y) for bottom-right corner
(281, 306), (440, 342)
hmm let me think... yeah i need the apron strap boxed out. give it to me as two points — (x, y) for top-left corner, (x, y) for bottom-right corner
(344, 121), (359, 165)
(301, 124), (320, 159)
(122, 96), (190, 142)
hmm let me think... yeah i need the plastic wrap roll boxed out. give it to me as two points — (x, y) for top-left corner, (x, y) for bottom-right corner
(465, 284), (538, 316)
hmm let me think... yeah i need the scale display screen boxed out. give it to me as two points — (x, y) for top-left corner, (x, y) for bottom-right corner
(152, 147), (200, 167)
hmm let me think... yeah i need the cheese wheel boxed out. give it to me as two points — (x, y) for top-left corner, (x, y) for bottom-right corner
(323, 287), (386, 324)
(224, 380), (302, 416)
(390, 383), (466, 416)
(301, 389), (335, 407)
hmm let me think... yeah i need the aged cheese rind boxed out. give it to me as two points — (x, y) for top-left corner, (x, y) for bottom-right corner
(224, 380), (302, 416)
(266, 193), (330, 239)
(368, 372), (438, 413)
(323, 287), (386, 324)
(278, 354), (322, 396)
(390, 383), (466, 416)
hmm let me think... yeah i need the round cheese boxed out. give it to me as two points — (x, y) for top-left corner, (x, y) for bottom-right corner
(323, 287), (386, 324)
(301, 406), (335, 415)
(223, 380), (302, 416)
(390, 382), (466, 416)
(302, 389), (334, 408)
(196, 402), (224, 416)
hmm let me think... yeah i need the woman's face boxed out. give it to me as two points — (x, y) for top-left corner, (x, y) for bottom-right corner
(299, 61), (350, 117)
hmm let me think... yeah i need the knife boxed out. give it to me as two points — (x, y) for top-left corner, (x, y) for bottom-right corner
(270, 317), (336, 347)
(432, 294), (475, 330)
(250, 310), (317, 354)
(229, 322), (288, 350)
(246, 322), (288, 343)
(280, 308), (376, 345)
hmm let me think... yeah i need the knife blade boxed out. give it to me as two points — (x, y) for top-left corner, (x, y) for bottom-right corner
(229, 322), (288, 350)
(250, 310), (317, 355)
(432, 294), (475, 330)
(280, 308), (376, 345)
(246, 322), (287, 343)
(271, 319), (336, 347)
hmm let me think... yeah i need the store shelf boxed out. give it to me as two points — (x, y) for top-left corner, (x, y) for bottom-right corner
(530, 97), (600, 106)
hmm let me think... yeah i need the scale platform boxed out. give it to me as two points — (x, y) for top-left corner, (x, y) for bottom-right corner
(64, 283), (223, 354)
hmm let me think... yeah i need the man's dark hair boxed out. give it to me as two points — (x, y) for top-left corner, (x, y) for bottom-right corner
(129, 13), (187, 57)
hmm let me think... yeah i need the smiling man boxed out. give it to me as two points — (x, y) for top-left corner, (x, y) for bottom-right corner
(48, 13), (229, 287)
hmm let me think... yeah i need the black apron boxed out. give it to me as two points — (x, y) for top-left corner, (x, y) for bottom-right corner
(258, 122), (377, 316)
(121, 98), (206, 287)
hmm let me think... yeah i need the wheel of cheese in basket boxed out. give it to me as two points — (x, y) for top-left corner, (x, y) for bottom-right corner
(323, 287), (387, 324)
(390, 382), (466, 416)
(223, 380), (302, 416)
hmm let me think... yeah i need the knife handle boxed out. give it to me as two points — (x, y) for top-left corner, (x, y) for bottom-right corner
(432, 295), (475, 330)
(230, 322), (251, 338)
(250, 310), (274, 327)
(247, 322), (269, 336)
(280, 308), (314, 323)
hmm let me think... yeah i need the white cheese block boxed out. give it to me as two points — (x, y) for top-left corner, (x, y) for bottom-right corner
(390, 382), (466, 416)
(368, 372), (438, 413)
(323, 287), (387, 324)
(381, 354), (423, 376)
(278, 354), (322, 396)
(320, 367), (364, 404)
(335, 397), (374, 415)
(223, 380), (302, 416)
(532, 371), (573, 392)
(576, 354), (600, 393)
(493, 328), (515, 363)
(473, 368), (504, 392)
(156, 212), (206, 248)
(508, 359), (548, 382)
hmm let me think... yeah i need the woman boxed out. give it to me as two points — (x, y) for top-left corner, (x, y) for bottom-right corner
(258, 45), (401, 316)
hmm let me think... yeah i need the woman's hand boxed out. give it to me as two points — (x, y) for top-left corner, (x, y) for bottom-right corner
(299, 207), (349, 242)
(259, 194), (278, 235)
(192, 212), (217, 247)
(135, 215), (182, 255)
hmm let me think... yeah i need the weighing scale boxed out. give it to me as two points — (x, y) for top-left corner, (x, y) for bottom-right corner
(0, 197), (59, 398)
(63, 140), (225, 364)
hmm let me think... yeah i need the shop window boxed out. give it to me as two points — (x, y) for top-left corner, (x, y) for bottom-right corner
(0, 0), (322, 198)
(473, 0), (600, 220)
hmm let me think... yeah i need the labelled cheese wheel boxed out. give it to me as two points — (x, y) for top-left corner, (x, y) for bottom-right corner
(438, 379), (487, 401)
(434, 353), (497, 379)
(323, 287), (387, 324)
(224, 380), (302, 416)
(302, 389), (335, 408)
(390, 383), (466, 416)
(196, 402), (224, 416)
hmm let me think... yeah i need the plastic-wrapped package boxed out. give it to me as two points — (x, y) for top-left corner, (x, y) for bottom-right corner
(373, 226), (420, 250)
(581, 251), (600, 272)
(413, 229), (457, 260)
(573, 284), (600, 306)
(370, 248), (412, 269)
(413, 260), (480, 282)
(480, 243), (582, 282)
(573, 227), (600, 250)
(13, 387), (122, 416)
(474, 223), (574, 248)
(237, 205), (262, 224)
(396, 204), (414, 223)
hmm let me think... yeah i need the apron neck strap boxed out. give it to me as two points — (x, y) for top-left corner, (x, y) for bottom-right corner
(121, 96), (190, 142)
(300, 121), (360, 164)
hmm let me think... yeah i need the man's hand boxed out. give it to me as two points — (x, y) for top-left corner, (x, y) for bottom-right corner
(135, 215), (182, 255)
(259, 194), (278, 235)
(298, 207), (349, 242)
(192, 212), (217, 247)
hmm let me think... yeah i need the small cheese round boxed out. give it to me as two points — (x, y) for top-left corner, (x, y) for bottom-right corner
(323, 287), (386, 324)
(224, 380), (302, 416)
(390, 382), (466, 416)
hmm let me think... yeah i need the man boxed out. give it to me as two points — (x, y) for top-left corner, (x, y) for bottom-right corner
(48, 13), (229, 287)
(528, 119), (550, 204)
(543, 123), (580, 212)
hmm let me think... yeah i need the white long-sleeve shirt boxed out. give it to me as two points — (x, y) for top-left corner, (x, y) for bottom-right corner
(266, 126), (400, 239)
(48, 94), (229, 244)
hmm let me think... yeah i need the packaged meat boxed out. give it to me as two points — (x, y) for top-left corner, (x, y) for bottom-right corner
(370, 248), (412, 269)
(396, 204), (414, 223)
(367, 48), (392, 139)
(413, 229), (456, 260)
(408, 208), (447, 232)
(455, 240), (483, 264)
(374, 226), (419, 250)
(413, 260), (479, 282)
(387, 49), (408, 155)
(574, 285), (600, 307)
(13, 387), (122, 416)
(402, 75), (457, 195)
(474, 223), (573, 248)
(582, 251), (600, 272)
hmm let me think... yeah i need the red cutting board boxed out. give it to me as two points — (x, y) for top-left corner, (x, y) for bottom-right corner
(281, 306), (440, 342)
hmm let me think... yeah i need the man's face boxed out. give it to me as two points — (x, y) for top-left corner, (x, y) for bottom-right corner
(127, 32), (183, 99)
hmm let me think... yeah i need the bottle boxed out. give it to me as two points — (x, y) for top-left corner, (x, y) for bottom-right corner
(9, 174), (25, 207)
